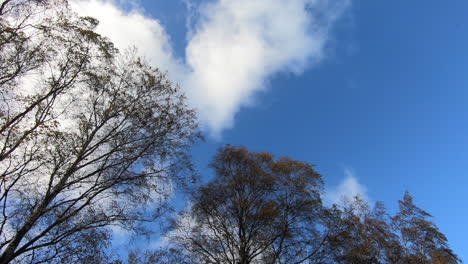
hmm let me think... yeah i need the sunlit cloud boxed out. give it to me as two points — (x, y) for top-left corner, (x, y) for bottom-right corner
(72, 0), (350, 137)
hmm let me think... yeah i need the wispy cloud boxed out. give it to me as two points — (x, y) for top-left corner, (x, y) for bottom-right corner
(325, 168), (369, 206)
(72, 0), (350, 137)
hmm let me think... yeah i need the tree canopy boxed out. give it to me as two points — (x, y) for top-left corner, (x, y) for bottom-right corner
(162, 146), (460, 264)
(0, 0), (199, 263)
(172, 145), (327, 264)
(0, 1), (460, 263)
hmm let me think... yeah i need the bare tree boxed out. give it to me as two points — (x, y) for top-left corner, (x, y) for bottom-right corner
(0, 1), (199, 263)
(171, 145), (327, 264)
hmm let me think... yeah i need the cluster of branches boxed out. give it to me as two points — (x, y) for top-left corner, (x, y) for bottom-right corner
(125, 146), (460, 264)
(0, 0), (199, 263)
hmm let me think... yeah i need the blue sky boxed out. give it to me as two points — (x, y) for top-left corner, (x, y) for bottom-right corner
(74, 0), (468, 259)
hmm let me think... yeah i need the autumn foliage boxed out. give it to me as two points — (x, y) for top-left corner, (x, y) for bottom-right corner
(162, 146), (460, 264)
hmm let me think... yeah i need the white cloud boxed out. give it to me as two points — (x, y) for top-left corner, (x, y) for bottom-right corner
(71, 0), (188, 82)
(72, 0), (350, 137)
(325, 168), (369, 206)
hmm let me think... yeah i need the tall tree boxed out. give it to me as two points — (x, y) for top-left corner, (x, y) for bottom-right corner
(391, 192), (460, 264)
(0, 1), (199, 263)
(172, 145), (328, 264)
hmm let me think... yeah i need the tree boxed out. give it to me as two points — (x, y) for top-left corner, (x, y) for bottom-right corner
(325, 197), (399, 264)
(165, 146), (460, 264)
(109, 248), (193, 264)
(391, 192), (460, 264)
(0, 1), (199, 263)
(325, 193), (461, 264)
(171, 145), (327, 264)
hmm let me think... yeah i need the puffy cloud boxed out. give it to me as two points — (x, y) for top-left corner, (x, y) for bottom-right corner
(325, 168), (370, 206)
(72, 0), (350, 137)
(185, 0), (349, 135)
